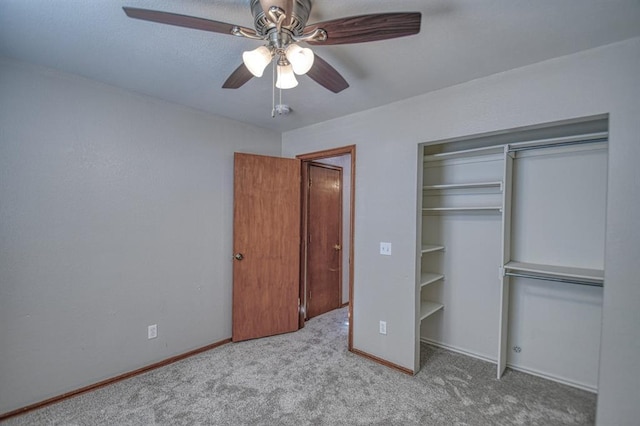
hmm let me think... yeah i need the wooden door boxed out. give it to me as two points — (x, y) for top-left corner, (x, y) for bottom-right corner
(306, 163), (342, 319)
(232, 153), (301, 342)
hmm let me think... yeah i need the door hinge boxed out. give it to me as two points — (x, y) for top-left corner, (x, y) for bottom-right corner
(308, 177), (312, 188)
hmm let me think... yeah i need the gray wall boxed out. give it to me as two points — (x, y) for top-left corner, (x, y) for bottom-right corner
(2, 36), (639, 425)
(282, 38), (640, 425)
(0, 57), (281, 413)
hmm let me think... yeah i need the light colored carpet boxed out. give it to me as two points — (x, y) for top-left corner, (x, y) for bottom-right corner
(3, 307), (595, 425)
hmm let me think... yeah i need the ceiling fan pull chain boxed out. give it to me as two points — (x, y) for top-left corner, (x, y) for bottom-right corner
(271, 58), (276, 118)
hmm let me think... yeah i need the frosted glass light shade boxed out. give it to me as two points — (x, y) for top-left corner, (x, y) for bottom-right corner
(242, 46), (272, 77)
(285, 44), (315, 75)
(276, 64), (298, 89)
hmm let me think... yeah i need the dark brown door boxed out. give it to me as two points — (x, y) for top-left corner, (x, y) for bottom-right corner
(232, 153), (301, 342)
(306, 163), (342, 319)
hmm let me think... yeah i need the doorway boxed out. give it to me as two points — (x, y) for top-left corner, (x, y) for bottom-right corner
(231, 147), (355, 348)
(297, 145), (355, 350)
(304, 162), (342, 319)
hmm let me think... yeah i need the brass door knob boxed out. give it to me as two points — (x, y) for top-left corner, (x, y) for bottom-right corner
(333, 244), (341, 251)
(234, 253), (244, 261)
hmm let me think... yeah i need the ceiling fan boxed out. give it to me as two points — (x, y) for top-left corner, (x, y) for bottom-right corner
(123, 0), (421, 94)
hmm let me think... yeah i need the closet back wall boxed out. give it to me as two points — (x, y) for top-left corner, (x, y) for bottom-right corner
(0, 57), (281, 414)
(507, 143), (608, 390)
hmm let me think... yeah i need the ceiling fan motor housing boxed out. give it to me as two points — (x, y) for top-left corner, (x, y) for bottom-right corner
(250, 0), (312, 36)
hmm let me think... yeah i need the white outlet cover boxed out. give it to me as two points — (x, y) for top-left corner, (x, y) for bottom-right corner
(380, 242), (392, 255)
(379, 320), (387, 335)
(148, 324), (158, 339)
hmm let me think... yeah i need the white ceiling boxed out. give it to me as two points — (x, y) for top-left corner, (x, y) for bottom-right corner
(1, 0), (640, 132)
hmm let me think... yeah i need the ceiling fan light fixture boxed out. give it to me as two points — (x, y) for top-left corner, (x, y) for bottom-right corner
(285, 44), (314, 75)
(242, 46), (272, 77)
(276, 63), (298, 89)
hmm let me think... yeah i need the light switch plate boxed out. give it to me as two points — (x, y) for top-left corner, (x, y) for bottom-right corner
(380, 242), (392, 256)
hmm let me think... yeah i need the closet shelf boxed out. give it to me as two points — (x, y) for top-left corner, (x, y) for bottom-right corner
(423, 206), (502, 213)
(423, 181), (503, 191)
(424, 145), (504, 162)
(421, 244), (445, 254)
(507, 132), (609, 153)
(420, 273), (444, 288)
(420, 301), (444, 321)
(504, 261), (604, 283)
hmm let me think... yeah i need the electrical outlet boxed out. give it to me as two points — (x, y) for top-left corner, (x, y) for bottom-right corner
(148, 324), (157, 340)
(380, 242), (392, 256)
(379, 320), (387, 335)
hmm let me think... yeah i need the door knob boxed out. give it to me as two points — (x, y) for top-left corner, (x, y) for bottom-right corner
(333, 244), (341, 251)
(234, 253), (244, 261)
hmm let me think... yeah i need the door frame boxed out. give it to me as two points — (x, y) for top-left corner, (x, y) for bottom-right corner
(297, 145), (356, 350)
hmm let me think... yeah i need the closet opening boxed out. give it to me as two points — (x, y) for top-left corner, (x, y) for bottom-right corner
(416, 115), (608, 394)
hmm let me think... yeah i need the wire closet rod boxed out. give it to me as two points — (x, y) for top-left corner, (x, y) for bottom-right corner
(505, 272), (603, 287)
(508, 137), (608, 153)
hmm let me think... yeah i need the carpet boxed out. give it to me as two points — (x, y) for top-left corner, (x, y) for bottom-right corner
(3, 307), (596, 425)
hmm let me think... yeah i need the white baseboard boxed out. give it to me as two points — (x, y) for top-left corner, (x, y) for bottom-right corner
(505, 363), (598, 394)
(420, 338), (598, 394)
(420, 338), (497, 365)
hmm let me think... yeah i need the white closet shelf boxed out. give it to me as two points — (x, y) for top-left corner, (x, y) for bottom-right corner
(420, 301), (444, 321)
(420, 272), (444, 288)
(423, 181), (503, 191)
(504, 261), (604, 283)
(424, 145), (504, 162)
(423, 206), (502, 213)
(507, 131), (609, 153)
(421, 244), (445, 254)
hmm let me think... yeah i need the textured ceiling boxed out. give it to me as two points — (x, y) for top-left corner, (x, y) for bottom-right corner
(1, 0), (640, 132)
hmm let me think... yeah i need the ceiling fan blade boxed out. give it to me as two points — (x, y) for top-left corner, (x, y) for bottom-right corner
(123, 7), (254, 36)
(304, 12), (421, 45)
(222, 64), (254, 89)
(306, 55), (349, 93)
